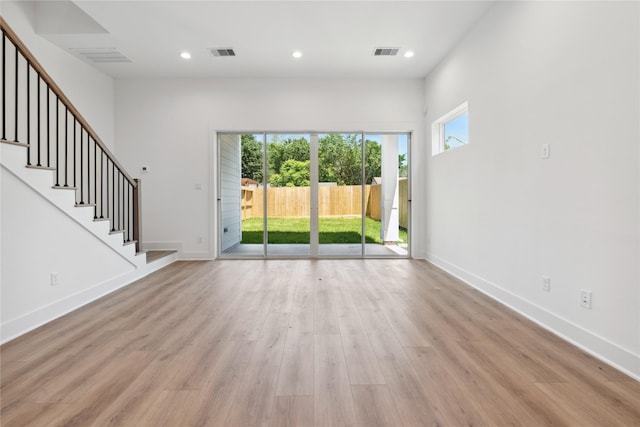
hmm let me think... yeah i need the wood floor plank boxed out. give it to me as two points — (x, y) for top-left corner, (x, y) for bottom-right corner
(351, 385), (403, 427)
(314, 334), (357, 427)
(404, 345), (485, 426)
(270, 396), (314, 427)
(1, 259), (638, 427)
(276, 331), (314, 396)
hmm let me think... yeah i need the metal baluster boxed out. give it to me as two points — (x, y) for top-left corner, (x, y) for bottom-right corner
(111, 162), (116, 231)
(46, 85), (50, 167)
(79, 127), (84, 204)
(73, 118), (76, 189)
(55, 98), (59, 186)
(26, 63), (30, 165)
(64, 107), (68, 186)
(94, 139), (97, 218)
(36, 76), (40, 166)
(100, 150), (104, 218)
(14, 45), (18, 142)
(86, 131), (90, 206)
(2, 32), (5, 141)
(106, 158), (110, 222)
(126, 183), (130, 241)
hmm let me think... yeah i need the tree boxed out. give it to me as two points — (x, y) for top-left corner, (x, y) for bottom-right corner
(318, 134), (362, 185)
(398, 153), (408, 178)
(268, 137), (310, 178)
(241, 134), (263, 182)
(364, 140), (381, 184)
(270, 159), (310, 187)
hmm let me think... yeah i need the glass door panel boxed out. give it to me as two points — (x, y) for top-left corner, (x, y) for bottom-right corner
(220, 133), (265, 257)
(364, 133), (409, 257)
(266, 133), (311, 257)
(318, 133), (364, 257)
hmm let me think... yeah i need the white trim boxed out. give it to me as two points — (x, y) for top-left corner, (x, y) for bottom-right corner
(431, 101), (469, 155)
(1, 258), (174, 344)
(425, 253), (640, 381)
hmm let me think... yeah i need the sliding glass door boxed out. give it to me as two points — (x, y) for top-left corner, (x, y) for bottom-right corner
(218, 131), (410, 258)
(265, 133), (311, 257)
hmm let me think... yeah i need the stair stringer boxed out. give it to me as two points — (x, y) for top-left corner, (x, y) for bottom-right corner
(1, 142), (146, 268)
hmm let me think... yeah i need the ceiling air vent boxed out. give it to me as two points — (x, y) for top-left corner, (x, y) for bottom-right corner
(373, 47), (399, 56)
(69, 48), (131, 63)
(210, 48), (236, 57)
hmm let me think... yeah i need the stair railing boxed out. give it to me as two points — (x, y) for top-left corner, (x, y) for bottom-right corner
(0, 18), (141, 252)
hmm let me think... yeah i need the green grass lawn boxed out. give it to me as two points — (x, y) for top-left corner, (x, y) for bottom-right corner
(241, 217), (408, 244)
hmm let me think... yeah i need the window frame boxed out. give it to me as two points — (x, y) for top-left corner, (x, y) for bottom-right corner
(431, 101), (469, 155)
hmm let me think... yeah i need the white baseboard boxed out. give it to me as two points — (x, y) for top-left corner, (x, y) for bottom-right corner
(425, 253), (640, 381)
(1, 258), (173, 344)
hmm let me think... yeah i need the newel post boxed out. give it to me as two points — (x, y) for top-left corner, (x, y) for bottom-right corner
(133, 178), (142, 253)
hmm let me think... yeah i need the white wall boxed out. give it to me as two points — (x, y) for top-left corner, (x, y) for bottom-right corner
(424, 1), (639, 378)
(220, 134), (241, 251)
(114, 77), (426, 258)
(1, 1), (115, 149)
(0, 166), (135, 342)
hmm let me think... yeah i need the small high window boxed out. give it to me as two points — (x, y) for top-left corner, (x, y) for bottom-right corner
(432, 101), (469, 155)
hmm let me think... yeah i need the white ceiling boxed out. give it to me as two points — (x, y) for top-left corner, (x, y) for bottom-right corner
(35, 1), (494, 79)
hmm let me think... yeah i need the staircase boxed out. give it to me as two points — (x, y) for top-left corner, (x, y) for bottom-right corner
(0, 18), (179, 342)
(1, 17), (143, 267)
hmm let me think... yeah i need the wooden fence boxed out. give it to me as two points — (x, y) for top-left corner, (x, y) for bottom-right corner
(241, 178), (408, 228)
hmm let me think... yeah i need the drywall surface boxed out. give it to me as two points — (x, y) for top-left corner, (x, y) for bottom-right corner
(0, 167), (135, 342)
(424, 1), (639, 377)
(114, 77), (426, 258)
(1, 1), (115, 149)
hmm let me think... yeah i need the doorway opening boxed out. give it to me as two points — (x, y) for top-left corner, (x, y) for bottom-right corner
(218, 132), (410, 258)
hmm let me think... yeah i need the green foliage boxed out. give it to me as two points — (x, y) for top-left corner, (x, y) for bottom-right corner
(268, 137), (310, 179)
(398, 153), (408, 178)
(318, 134), (363, 185)
(264, 135), (384, 187)
(241, 134), (263, 182)
(269, 159), (310, 187)
(364, 140), (382, 184)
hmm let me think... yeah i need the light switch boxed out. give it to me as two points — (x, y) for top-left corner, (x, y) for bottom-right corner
(541, 144), (550, 159)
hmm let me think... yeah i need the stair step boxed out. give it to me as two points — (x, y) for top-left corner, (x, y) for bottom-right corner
(123, 240), (137, 246)
(75, 203), (96, 207)
(94, 217), (111, 222)
(109, 229), (125, 235)
(1, 138), (29, 148)
(52, 185), (77, 190)
(26, 164), (56, 171)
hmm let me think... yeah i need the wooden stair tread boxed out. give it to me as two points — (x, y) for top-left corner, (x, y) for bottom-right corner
(1, 138), (29, 148)
(26, 164), (56, 171)
(74, 203), (96, 207)
(52, 185), (77, 190)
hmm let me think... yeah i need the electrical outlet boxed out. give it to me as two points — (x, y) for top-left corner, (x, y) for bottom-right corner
(580, 289), (592, 309)
(51, 272), (59, 286)
(542, 276), (550, 292)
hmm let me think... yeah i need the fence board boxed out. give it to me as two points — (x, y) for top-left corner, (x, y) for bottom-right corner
(241, 179), (407, 228)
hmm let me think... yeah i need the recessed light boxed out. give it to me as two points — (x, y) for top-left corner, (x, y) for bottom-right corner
(292, 50), (302, 59)
(180, 51), (191, 60)
(404, 51), (414, 58)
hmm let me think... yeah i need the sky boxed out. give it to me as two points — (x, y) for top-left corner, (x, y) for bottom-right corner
(444, 113), (469, 149)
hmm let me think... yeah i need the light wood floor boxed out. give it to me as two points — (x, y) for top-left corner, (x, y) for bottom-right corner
(2, 260), (638, 426)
